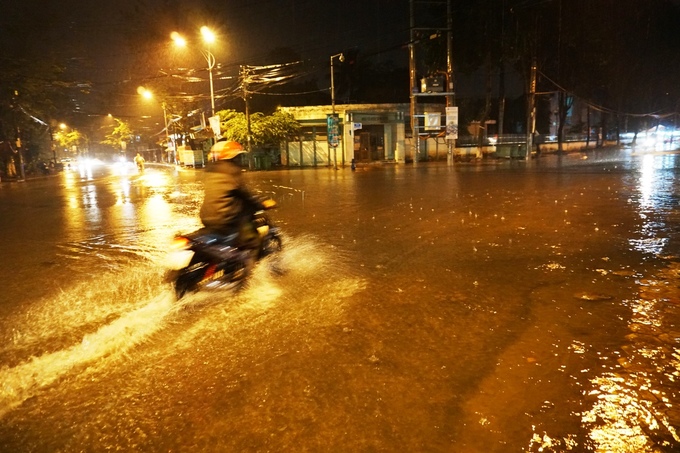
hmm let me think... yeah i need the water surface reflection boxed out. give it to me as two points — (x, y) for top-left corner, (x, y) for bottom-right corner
(1, 154), (680, 451)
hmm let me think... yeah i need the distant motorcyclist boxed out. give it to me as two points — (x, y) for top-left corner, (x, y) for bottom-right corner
(134, 153), (145, 171)
(199, 141), (262, 268)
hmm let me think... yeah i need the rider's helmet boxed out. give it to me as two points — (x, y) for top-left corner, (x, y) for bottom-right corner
(211, 141), (246, 161)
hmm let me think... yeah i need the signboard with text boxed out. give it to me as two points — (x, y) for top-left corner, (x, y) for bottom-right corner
(327, 114), (340, 148)
(446, 106), (459, 140)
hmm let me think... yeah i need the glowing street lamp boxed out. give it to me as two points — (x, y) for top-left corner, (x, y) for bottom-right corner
(330, 52), (344, 116)
(138, 86), (174, 163)
(56, 123), (82, 159)
(172, 27), (217, 117)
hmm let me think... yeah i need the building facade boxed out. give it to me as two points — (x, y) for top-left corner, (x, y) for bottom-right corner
(278, 104), (412, 167)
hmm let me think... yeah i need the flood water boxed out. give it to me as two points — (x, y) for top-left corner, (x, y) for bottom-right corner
(0, 150), (679, 452)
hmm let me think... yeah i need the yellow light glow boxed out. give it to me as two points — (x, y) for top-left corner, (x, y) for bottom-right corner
(171, 31), (186, 47)
(200, 26), (215, 44)
(137, 86), (153, 99)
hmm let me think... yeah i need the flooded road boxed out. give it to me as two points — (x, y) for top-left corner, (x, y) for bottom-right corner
(0, 151), (678, 452)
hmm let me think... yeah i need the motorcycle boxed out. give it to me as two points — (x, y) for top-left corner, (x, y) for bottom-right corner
(164, 199), (282, 300)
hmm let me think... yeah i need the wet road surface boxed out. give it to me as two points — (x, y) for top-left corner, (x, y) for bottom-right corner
(0, 151), (679, 452)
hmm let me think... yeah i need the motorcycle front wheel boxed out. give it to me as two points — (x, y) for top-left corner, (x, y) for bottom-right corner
(260, 235), (282, 257)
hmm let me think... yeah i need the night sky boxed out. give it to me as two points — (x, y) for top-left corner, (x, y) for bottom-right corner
(3, 0), (680, 136)
(0, 0), (410, 119)
(1, 0), (409, 64)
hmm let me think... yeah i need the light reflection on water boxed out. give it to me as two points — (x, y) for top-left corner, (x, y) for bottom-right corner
(628, 153), (678, 255)
(3, 156), (680, 450)
(578, 152), (680, 451)
(580, 263), (680, 451)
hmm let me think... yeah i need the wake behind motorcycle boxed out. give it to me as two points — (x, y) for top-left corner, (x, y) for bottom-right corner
(164, 200), (282, 300)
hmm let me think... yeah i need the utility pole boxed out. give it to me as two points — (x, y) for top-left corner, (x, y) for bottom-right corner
(498, 0), (506, 140)
(446, 0), (454, 164)
(330, 53), (344, 170)
(526, 58), (537, 157)
(409, 0), (418, 163)
(410, 0), (456, 164)
(15, 127), (25, 181)
(241, 65), (253, 169)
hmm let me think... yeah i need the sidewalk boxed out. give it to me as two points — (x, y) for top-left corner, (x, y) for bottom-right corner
(0, 170), (60, 183)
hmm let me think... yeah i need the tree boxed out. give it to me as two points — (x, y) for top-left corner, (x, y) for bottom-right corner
(101, 118), (134, 152)
(218, 109), (300, 149)
(55, 128), (85, 154)
(0, 58), (73, 162)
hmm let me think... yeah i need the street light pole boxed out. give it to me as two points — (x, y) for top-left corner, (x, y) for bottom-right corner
(203, 49), (216, 117)
(330, 53), (344, 170)
(330, 53), (344, 116)
(172, 27), (217, 122)
(200, 26), (217, 118)
(139, 87), (175, 164)
(162, 102), (175, 164)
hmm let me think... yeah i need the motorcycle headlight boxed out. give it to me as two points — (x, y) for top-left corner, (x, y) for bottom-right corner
(170, 236), (191, 250)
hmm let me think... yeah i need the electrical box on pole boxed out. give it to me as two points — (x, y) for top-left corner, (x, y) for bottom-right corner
(409, 0), (455, 164)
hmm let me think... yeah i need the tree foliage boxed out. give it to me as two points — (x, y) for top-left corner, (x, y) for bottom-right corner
(55, 129), (85, 152)
(0, 57), (73, 159)
(218, 110), (300, 148)
(101, 118), (134, 150)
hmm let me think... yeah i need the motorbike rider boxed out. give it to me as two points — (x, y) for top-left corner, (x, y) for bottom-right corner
(199, 143), (263, 270)
(134, 153), (145, 171)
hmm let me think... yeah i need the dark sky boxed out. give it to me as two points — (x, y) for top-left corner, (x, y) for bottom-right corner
(6, 0), (680, 131)
(0, 0), (411, 123)
(1, 0), (410, 79)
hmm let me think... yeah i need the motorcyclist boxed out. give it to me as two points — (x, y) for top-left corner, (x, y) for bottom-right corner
(199, 143), (262, 269)
(134, 153), (145, 171)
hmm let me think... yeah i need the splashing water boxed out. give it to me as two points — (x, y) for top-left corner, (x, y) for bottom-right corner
(0, 234), (366, 421)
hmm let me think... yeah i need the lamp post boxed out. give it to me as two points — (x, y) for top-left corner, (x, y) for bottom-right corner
(161, 102), (173, 163)
(330, 53), (344, 169)
(139, 87), (175, 164)
(57, 123), (79, 161)
(330, 53), (344, 116)
(172, 27), (217, 117)
(200, 26), (216, 117)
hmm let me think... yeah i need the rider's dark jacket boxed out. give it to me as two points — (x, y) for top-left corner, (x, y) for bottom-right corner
(199, 159), (259, 238)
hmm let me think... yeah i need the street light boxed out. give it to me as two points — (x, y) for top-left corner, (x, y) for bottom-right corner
(172, 27), (217, 117)
(200, 26), (216, 117)
(138, 87), (174, 163)
(56, 123), (80, 161)
(330, 53), (344, 170)
(330, 52), (344, 116)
